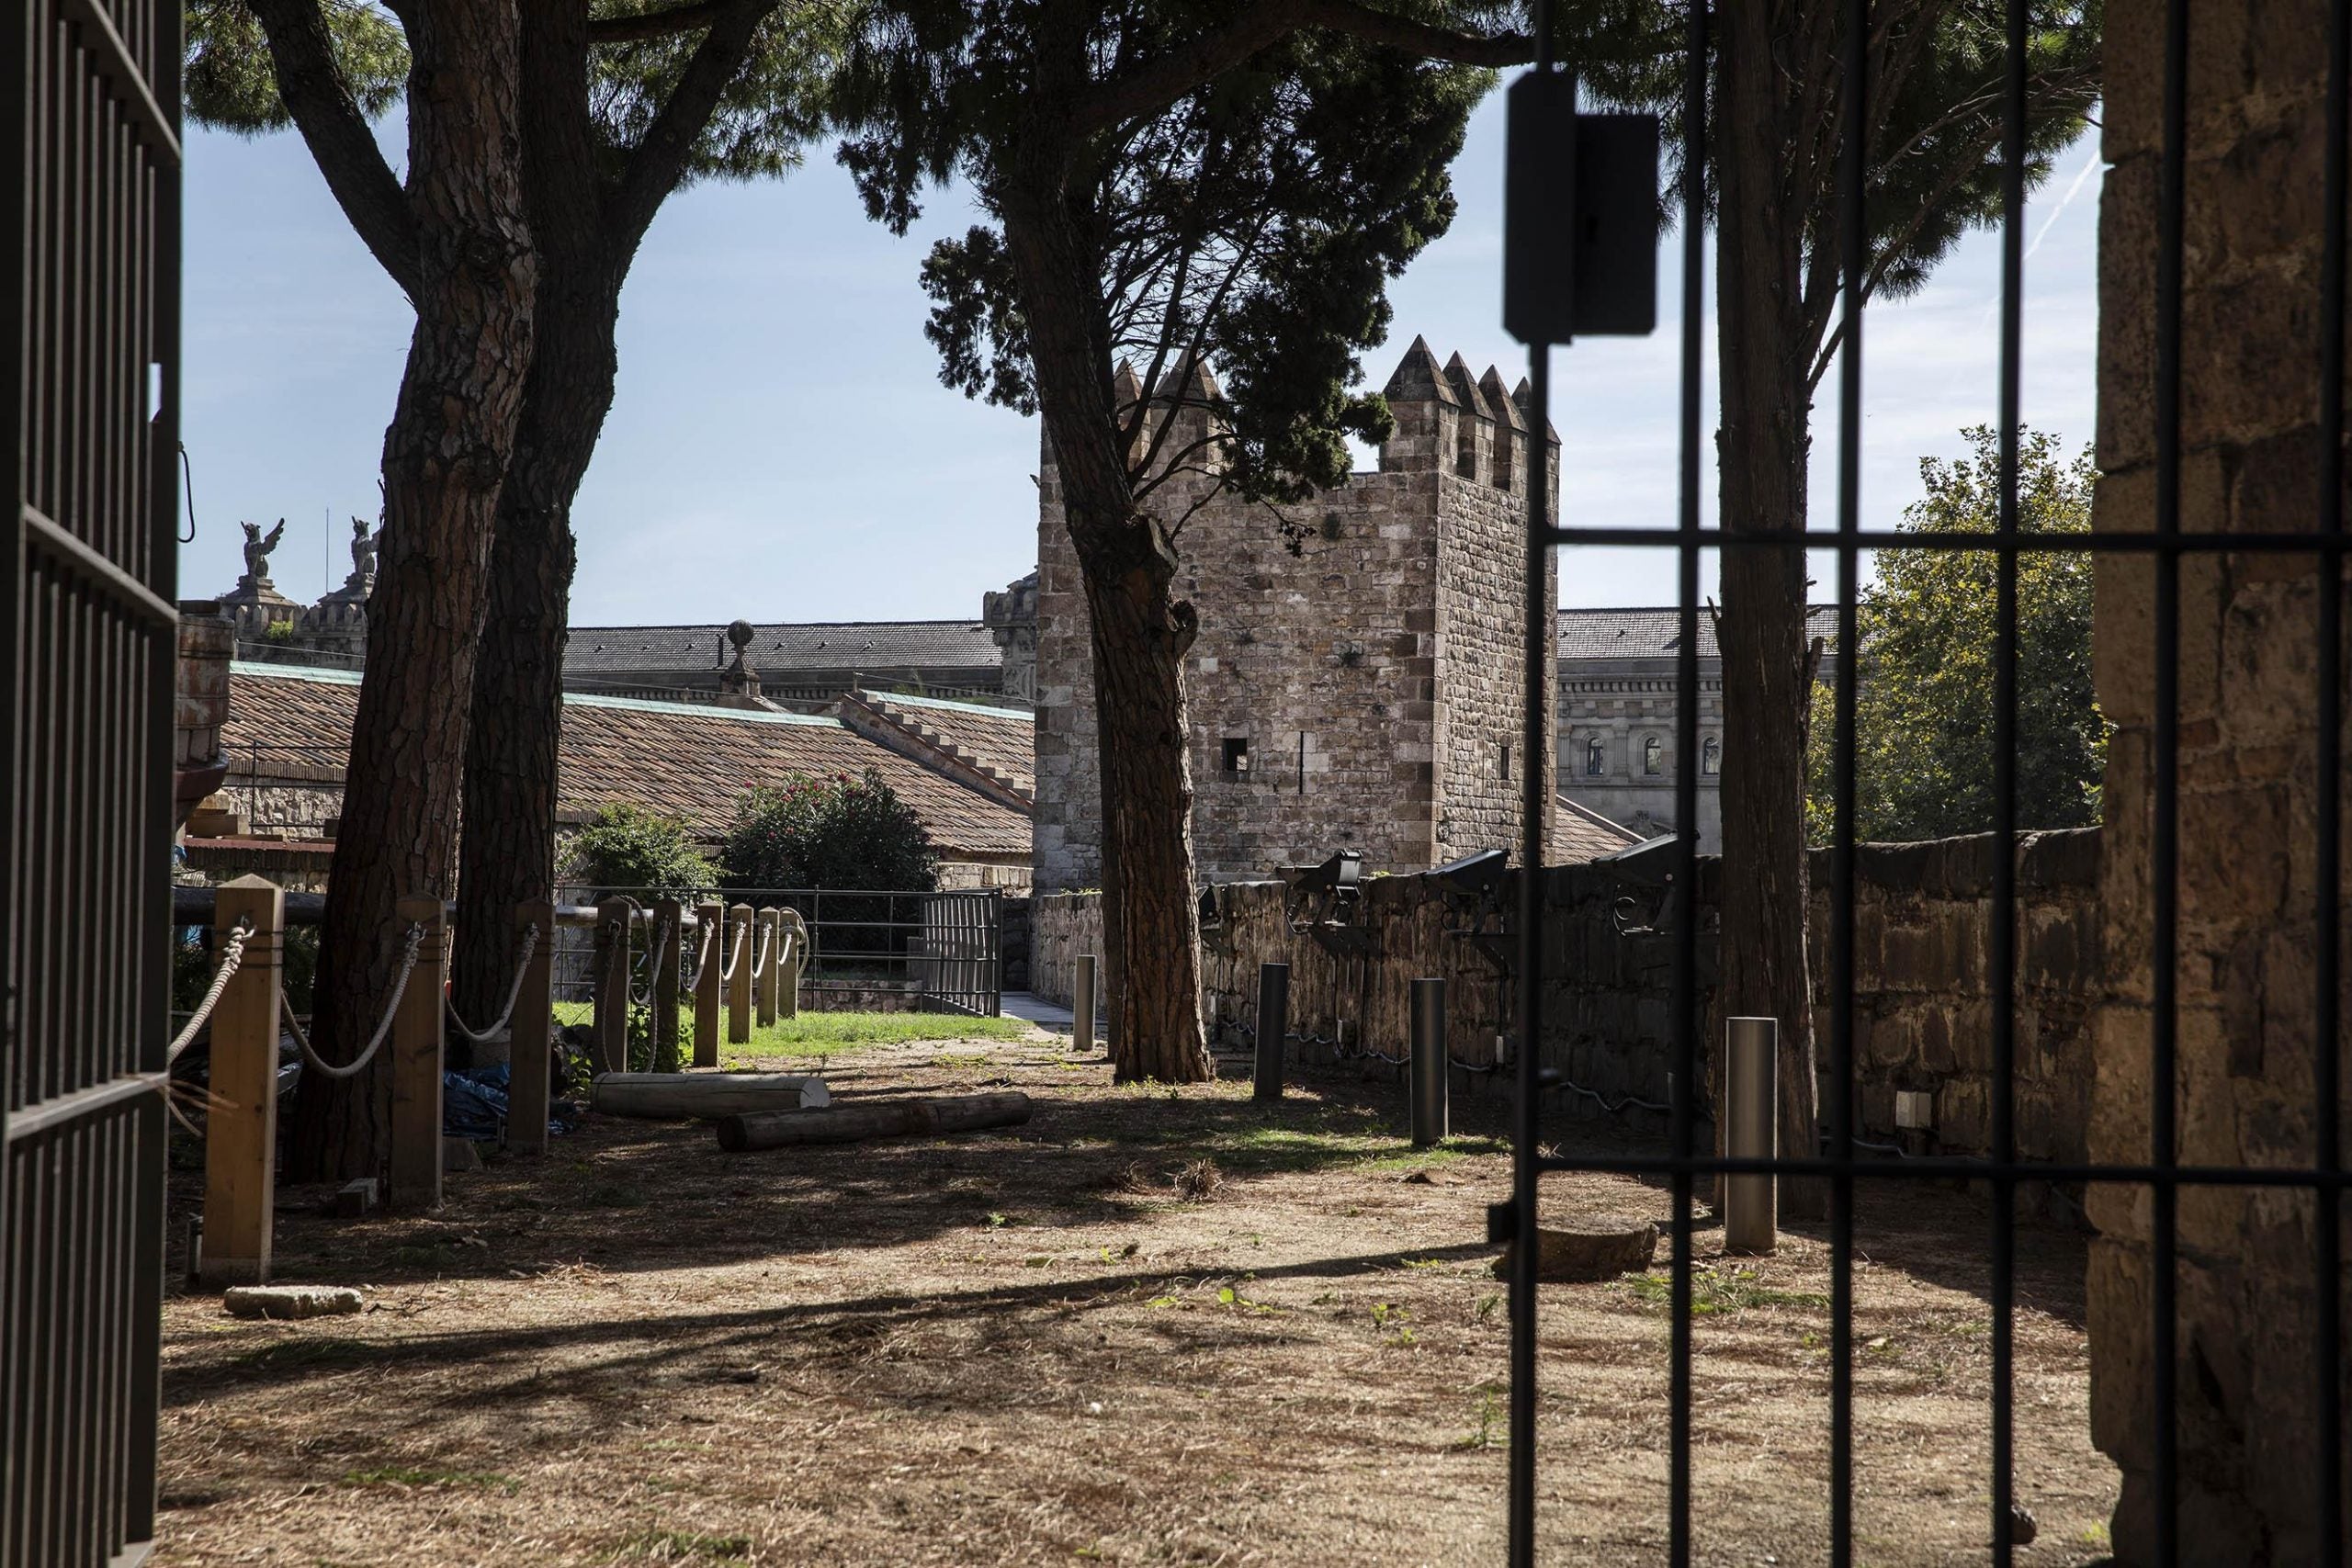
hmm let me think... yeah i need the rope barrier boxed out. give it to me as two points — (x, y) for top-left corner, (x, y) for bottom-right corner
(626, 913), (672, 1009)
(283, 921), (424, 1080)
(167, 919), (254, 1061)
(687, 923), (718, 991)
(445, 922), (539, 1045)
(719, 922), (745, 987)
(749, 924), (774, 983)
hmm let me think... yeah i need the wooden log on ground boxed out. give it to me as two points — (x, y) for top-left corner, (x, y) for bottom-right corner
(591, 1071), (831, 1119)
(716, 1091), (1032, 1153)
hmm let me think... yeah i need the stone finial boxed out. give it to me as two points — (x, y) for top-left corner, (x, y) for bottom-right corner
(1511, 376), (1562, 445)
(1382, 334), (1457, 405)
(1442, 352), (1496, 485)
(1112, 360), (1145, 412)
(720, 619), (759, 694)
(1479, 366), (1526, 432)
(1442, 351), (1490, 420)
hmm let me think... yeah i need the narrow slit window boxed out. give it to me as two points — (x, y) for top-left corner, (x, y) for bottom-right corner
(1222, 737), (1250, 775)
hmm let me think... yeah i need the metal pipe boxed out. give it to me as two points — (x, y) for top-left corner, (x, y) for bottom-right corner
(1724, 1017), (1779, 1255)
(1073, 953), (1098, 1055)
(1254, 962), (1289, 1100)
(1409, 977), (1447, 1146)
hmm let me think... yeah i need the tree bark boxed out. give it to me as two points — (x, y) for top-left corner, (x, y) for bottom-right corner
(285, 0), (536, 1182)
(1714, 0), (1823, 1221)
(1001, 142), (1210, 1085)
(451, 0), (774, 1028)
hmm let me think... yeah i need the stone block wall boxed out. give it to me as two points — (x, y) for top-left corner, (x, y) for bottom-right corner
(1032, 828), (2102, 1162)
(2087, 5), (2352, 1560)
(1031, 337), (1557, 893)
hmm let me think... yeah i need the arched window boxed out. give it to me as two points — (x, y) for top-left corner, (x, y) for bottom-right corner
(1585, 735), (1606, 776)
(1702, 735), (1721, 775)
(1643, 736), (1663, 776)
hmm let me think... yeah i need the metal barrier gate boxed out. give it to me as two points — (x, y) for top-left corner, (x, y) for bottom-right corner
(1, 0), (180, 1557)
(1507, 4), (2345, 1565)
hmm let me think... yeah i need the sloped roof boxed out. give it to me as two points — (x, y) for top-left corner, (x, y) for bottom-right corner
(850, 690), (1035, 803)
(1554, 795), (1649, 863)
(1557, 605), (1840, 661)
(563, 620), (1001, 680)
(221, 664), (1030, 858)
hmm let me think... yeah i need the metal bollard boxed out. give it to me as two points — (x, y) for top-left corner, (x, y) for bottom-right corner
(1073, 953), (1098, 1054)
(1724, 1016), (1780, 1254)
(1409, 977), (1448, 1146)
(1254, 962), (1290, 1100)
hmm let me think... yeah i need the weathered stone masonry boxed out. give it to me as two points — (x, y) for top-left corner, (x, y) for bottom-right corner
(1035, 828), (2101, 1174)
(1031, 337), (1559, 893)
(2086, 5), (2352, 1561)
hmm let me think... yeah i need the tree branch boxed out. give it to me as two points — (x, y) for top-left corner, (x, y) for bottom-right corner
(605, 0), (780, 247)
(247, 0), (420, 301)
(1070, 0), (1532, 138)
(589, 0), (725, 43)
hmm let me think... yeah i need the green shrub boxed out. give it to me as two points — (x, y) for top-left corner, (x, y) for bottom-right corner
(560, 802), (716, 900)
(719, 770), (937, 893)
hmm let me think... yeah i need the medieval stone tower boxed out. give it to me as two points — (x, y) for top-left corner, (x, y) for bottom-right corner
(1031, 335), (1558, 892)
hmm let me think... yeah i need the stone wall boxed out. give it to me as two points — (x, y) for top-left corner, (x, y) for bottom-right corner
(1033, 828), (2102, 1162)
(1031, 337), (1558, 893)
(2087, 6), (2352, 1560)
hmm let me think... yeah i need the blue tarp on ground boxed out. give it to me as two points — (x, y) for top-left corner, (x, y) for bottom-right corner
(443, 1062), (578, 1141)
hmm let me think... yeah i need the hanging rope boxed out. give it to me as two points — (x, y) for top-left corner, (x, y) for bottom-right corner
(749, 923), (774, 983)
(167, 919), (255, 1061)
(686, 922), (718, 991)
(283, 921), (424, 1080)
(719, 921), (746, 987)
(445, 922), (539, 1045)
(627, 914), (672, 1009)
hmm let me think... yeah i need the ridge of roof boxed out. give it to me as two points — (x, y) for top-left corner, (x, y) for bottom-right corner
(861, 690), (1035, 722)
(232, 660), (842, 728)
(568, 617), (986, 634)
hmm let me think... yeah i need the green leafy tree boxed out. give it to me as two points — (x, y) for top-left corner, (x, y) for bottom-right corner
(833, 0), (1530, 1080)
(186, 0), (846, 1175)
(720, 771), (939, 892)
(1807, 427), (2102, 844)
(1567, 0), (2100, 1218)
(560, 802), (719, 899)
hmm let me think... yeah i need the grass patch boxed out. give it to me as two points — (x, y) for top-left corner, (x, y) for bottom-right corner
(1623, 1268), (1830, 1316)
(613, 1529), (752, 1562)
(721, 1010), (1031, 1060)
(1205, 1122), (1507, 1176)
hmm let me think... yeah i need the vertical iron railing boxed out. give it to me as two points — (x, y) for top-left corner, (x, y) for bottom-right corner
(2, 0), (179, 1558)
(1507, 3), (2346, 1565)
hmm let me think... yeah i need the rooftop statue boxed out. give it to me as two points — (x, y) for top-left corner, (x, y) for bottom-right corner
(239, 518), (286, 589)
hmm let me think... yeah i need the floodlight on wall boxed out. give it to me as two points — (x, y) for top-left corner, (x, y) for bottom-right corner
(1434, 848), (1509, 899)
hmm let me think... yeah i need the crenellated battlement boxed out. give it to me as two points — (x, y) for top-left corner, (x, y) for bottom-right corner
(1374, 334), (1555, 491)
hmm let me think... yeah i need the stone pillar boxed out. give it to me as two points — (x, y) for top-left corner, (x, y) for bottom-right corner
(2087, 6), (2352, 1561)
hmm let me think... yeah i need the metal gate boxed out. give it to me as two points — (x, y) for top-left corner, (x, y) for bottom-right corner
(911, 889), (1002, 1017)
(1, 0), (179, 1557)
(1506, 4), (2344, 1566)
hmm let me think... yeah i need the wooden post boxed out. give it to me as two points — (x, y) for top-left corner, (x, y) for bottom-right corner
(694, 898), (722, 1067)
(203, 875), (283, 1285)
(727, 901), (753, 1044)
(652, 897), (684, 1072)
(390, 893), (447, 1210)
(756, 907), (781, 1028)
(594, 896), (631, 1077)
(780, 908), (807, 1020)
(509, 898), (555, 1156)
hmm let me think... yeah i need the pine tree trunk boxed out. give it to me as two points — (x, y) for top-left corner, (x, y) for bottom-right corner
(1001, 158), (1210, 1085)
(450, 267), (619, 1032)
(286, 0), (536, 1181)
(1715, 0), (1823, 1221)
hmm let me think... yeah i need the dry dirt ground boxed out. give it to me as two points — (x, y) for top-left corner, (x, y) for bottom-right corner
(156, 1029), (2120, 1566)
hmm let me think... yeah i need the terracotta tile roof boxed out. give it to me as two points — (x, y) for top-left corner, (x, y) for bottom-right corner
(221, 664), (1031, 859)
(1554, 795), (1649, 863)
(563, 620), (1002, 680)
(850, 690), (1035, 803)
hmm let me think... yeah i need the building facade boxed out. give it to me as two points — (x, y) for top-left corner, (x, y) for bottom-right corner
(1030, 337), (1559, 892)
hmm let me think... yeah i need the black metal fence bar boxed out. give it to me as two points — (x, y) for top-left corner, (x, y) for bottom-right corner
(3, 0), (178, 1555)
(1508, 3), (2345, 1563)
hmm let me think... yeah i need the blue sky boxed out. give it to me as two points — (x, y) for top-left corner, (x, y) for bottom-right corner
(179, 85), (2100, 622)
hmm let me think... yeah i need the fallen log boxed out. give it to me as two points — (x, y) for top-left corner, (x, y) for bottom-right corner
(716, 1091), (1032, 1152)
(591, 1071), (830, 1119)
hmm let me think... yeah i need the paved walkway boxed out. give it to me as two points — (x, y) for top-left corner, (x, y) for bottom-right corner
(1001, 990), (1099, 1032)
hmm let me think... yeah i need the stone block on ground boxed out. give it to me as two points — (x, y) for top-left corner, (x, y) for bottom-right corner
(1492, 1218), (1659, 1282)
(222, 1285), (364, 1320)
(333, 1178), (379, 1218)
(442, 1136), (485, 1173)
